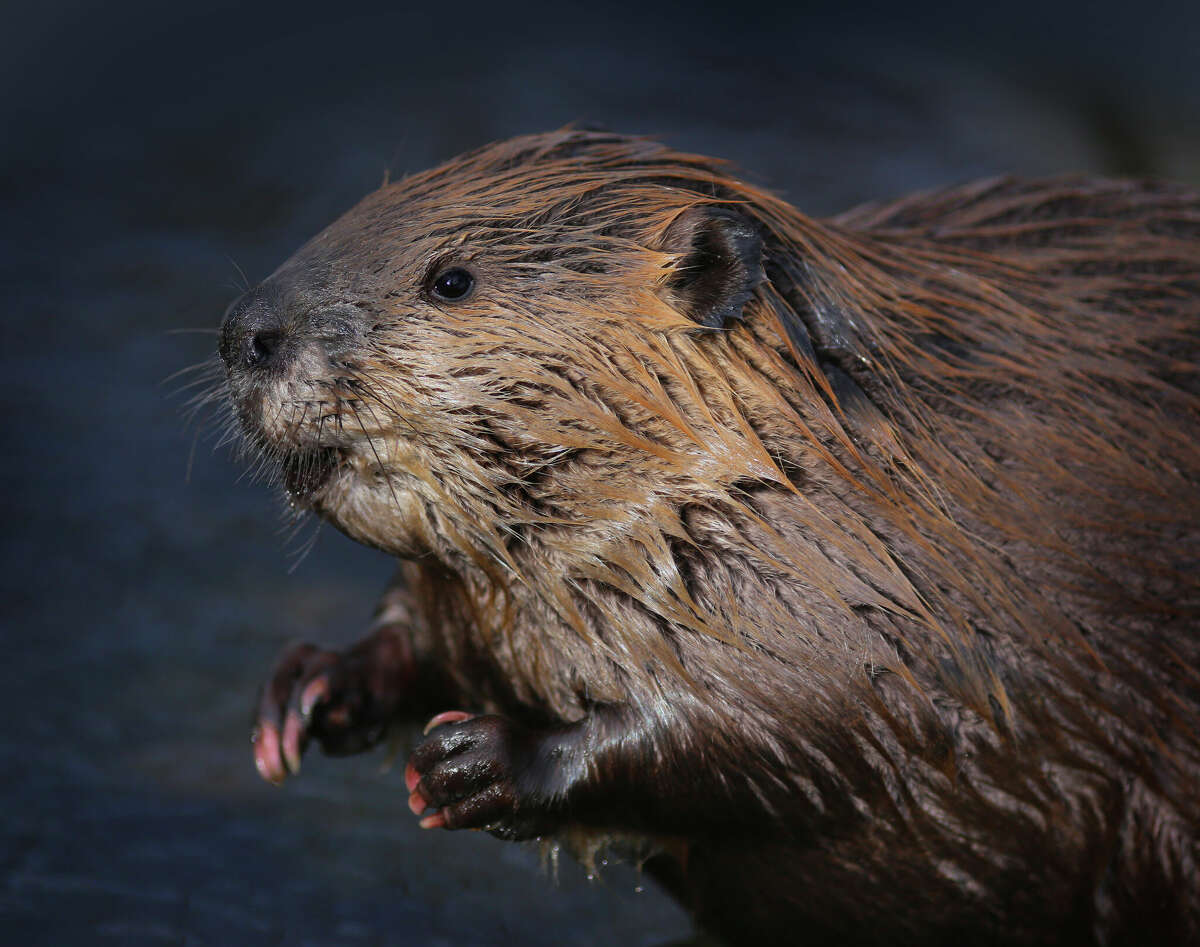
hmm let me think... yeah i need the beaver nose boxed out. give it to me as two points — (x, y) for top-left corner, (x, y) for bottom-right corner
(220, 290), (286, 372)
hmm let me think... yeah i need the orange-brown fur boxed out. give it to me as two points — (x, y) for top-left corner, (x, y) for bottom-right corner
(223, 131), (1200, 944)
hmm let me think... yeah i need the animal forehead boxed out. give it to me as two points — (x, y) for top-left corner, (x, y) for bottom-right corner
(297, 193), (653, 280)
(283, 132), (746, 278)
(333, 132), (734, 235)
(347, 182), (678, 243)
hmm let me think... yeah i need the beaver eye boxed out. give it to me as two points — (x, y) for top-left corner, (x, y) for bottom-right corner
(431, 267), (475, 302)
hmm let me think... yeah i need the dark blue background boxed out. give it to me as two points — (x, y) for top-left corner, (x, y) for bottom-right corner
(2, 1), (1197, 943)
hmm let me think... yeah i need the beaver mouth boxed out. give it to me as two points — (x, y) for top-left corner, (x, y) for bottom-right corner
(279, 446), (342, 507)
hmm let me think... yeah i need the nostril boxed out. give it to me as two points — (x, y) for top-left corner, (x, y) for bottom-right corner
(220, 287), (290, 373)
(246, 330), (281, 368)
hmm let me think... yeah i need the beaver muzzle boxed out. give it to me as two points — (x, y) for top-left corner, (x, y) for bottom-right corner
(219, 284), (361, 505)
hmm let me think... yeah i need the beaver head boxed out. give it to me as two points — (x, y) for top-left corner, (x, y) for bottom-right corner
(218, 130), (841, 571)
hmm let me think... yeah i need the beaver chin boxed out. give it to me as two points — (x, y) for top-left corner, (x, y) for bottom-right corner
(278, 445), (343, 509)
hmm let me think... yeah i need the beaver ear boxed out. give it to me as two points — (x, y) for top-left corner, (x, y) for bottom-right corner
(660, 206), (764, 329)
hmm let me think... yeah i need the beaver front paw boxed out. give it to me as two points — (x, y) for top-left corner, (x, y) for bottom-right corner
(405, 713), (560, 839)
(252, 626), (412, 784)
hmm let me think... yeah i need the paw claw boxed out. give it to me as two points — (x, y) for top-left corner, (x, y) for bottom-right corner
(300, 677), (330, 719)
(281, 711), (305, 775)
(419, 811), (447, 830)
(254, 725), (285, 785)
(422, 710), (473, 736)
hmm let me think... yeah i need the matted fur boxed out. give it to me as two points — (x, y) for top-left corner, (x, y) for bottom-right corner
(223, 130), (1199, 943)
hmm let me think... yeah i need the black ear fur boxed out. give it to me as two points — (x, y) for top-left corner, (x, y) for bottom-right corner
(661, 206), (764, 329)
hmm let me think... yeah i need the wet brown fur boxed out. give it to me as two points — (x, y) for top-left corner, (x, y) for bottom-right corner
(225, 131), (1200, 944)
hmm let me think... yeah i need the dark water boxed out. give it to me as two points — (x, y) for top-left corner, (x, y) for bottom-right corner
(1, 1), (1197, 943)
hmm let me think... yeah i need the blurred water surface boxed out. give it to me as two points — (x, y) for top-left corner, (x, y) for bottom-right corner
(1, 1), (1197, 943)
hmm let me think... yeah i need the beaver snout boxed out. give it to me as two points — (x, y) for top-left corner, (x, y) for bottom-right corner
(220, 285), (365, 380)
(219, 288), (287, 373)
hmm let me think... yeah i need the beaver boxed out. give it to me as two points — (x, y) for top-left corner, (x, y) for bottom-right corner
(218, 130), (1200, 945)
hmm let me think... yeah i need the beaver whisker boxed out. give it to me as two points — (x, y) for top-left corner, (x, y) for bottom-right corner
(283, 513), (325, 573)
(225, 254), (252, 295)
(162, 356), (224, 388)
(165, 355), (230, 442)
(213, 412), (244, 453)
(287, 399), (313, 443)
(342, 374), (424, 442)
(180, 380), (227, 413)
(313, 404), (333, 451)
(346, 400), (403, 512)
